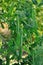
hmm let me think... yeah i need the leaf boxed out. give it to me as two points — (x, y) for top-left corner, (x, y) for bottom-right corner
(0, 38), (2, 48)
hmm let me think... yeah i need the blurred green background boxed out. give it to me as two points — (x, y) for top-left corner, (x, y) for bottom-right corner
(0, 0), (43, 65)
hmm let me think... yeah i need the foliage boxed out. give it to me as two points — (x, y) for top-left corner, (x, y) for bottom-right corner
(32, 45), (43, 65)
(0, 0), (43, 65)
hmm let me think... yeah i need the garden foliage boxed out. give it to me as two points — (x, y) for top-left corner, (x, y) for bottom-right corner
(0, 0), (43, 65)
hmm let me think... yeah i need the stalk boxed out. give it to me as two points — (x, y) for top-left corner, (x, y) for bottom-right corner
(6, 55), (10, 65)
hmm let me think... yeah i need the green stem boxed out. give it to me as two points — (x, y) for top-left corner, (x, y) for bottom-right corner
(6, 55), (10, 65)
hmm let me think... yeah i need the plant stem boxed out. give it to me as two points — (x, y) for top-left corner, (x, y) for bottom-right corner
(6, 55), (10, 65)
